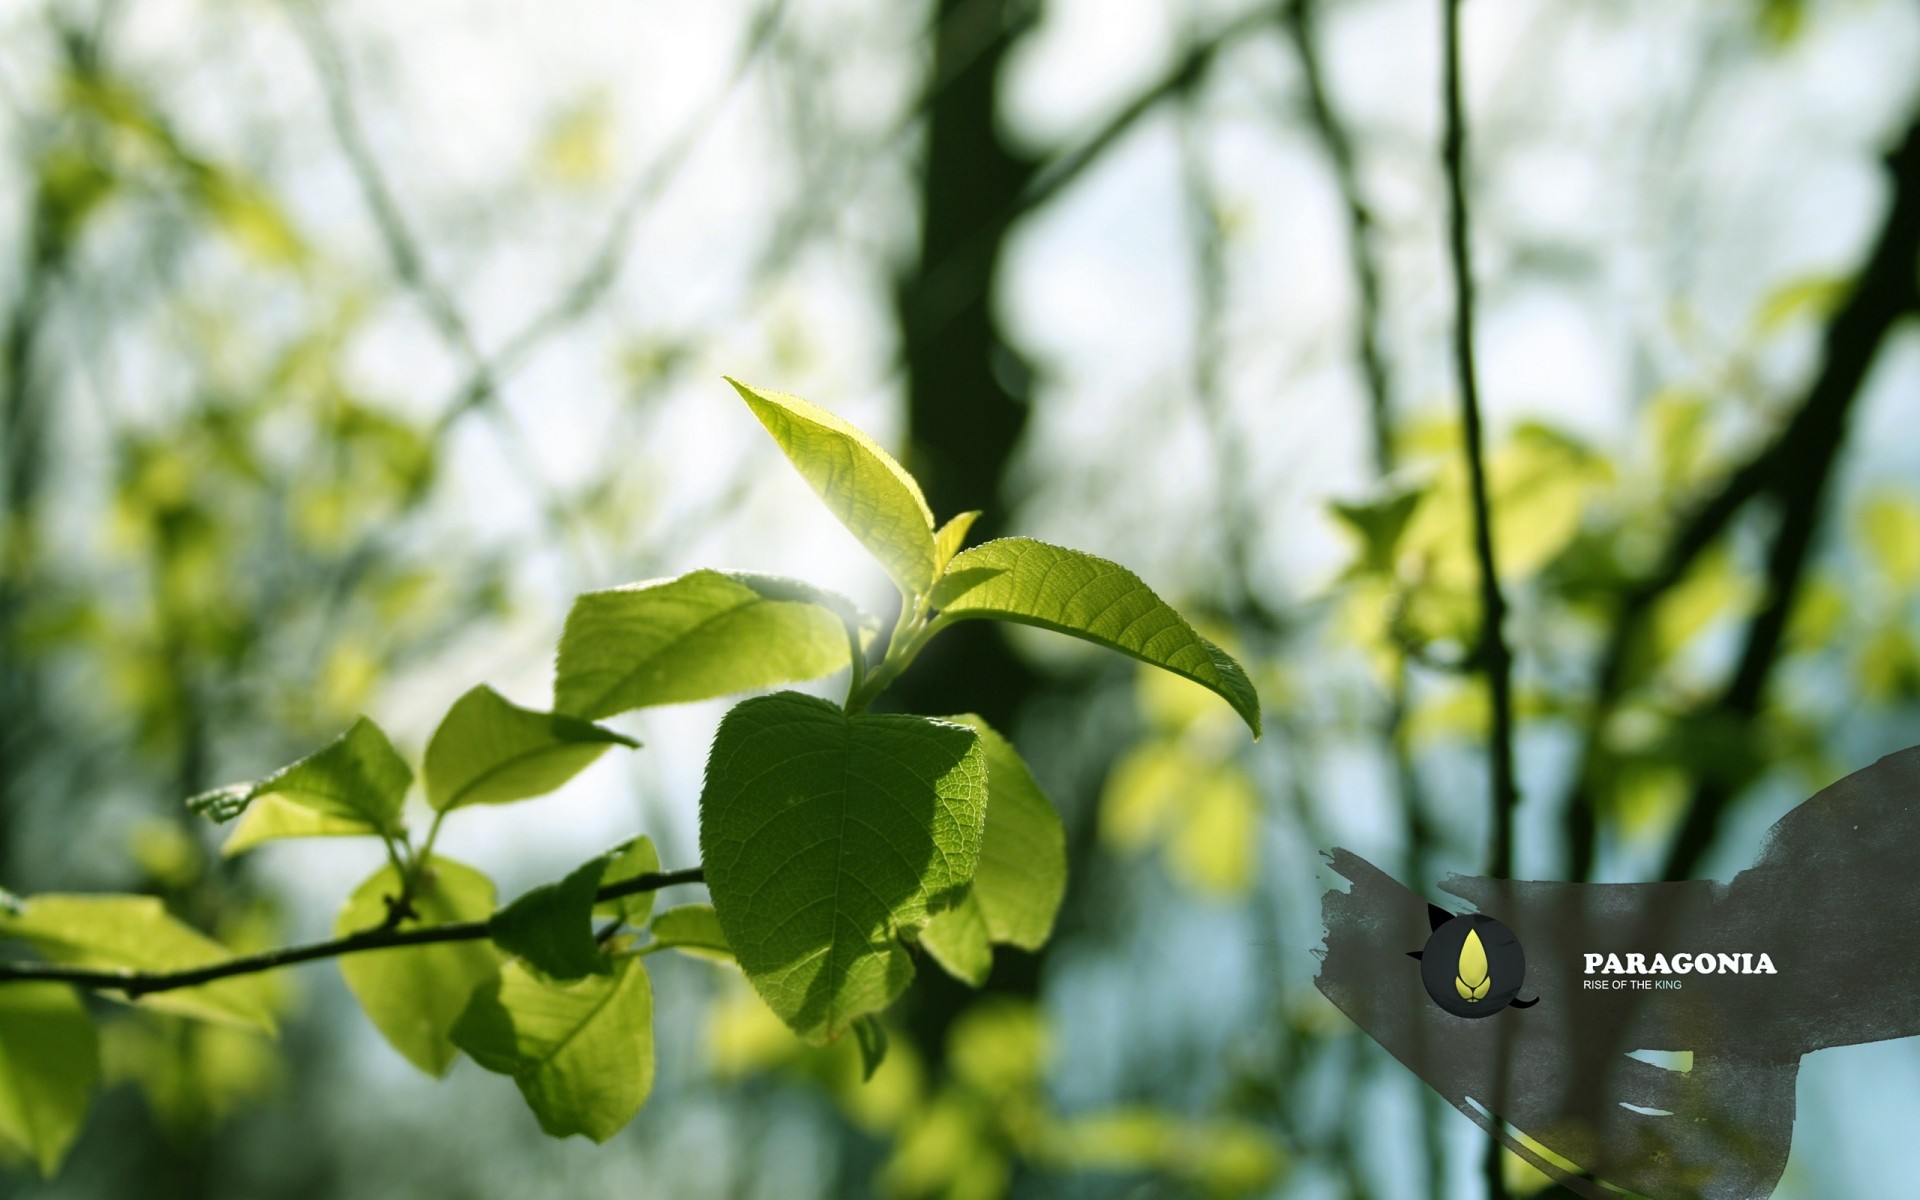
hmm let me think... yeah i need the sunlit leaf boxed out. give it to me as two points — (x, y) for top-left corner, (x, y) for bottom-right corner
(335, 857), (499, 1077)
(728, 378), (938, 596)
(1, 896), (276, 1032)
(189, 717), (410, 851)
(919, 894), (992, 987)
(424, 685), (635, 812)
(452, 957), (653, 1142)
(648, 904), (731, 960)
(932, 538), (1260, 737)
(700, 692), (987, 1042)
(1858, 492), (1920, 590)
(940, 715), (1065, 949)
(0, 984), (97, 1177)
(934, 510), (981, 575)
(554, 569), (854, 719)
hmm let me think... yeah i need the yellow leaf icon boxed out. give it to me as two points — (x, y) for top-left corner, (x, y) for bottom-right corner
(1455, 927), (1490, 1003)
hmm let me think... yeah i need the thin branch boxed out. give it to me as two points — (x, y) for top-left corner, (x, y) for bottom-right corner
(1441, 7), (1517, 1196)
(1440, 0), (1519, 882)
(1285, 0), (1395, 478)
(0, 867), (705, 996)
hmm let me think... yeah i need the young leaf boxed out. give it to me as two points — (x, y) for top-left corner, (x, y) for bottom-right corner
(931, 539), (1261, 737)
(0, 896), (276, 1031)
(335, 857), (500, 1077)
(918, 894), (992, 986)
(554, 570), (855, 720)
(852, 1014), (889, 1082)
(488, 855), (611, 982)
(727, 378), (939, 596)
(934, 510), (982, 574)
(593, 835), (661, 925)
(188, 716), (411, 852)
(425, 685), (636, 812)
(648, 904), (731, 960)
(699, 692), (987, 1042)
(452, 957), (653, 1143)
(0, 983), (98, 1176)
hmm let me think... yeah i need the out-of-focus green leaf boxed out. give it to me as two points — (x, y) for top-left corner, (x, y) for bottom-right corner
(648, 904), (731, 960)
(424, 685), (635, 812)
(0, 983), (97, 1177)
(932, 538), (1261, 737)
(1753, 272), (1846, 334)
(948, 998), (1047, 1097)
(1331, 486), (1425, 576)
(1101, 743), (1256, 898)
(852, 1015), (889, 1082)
(554, 570), (854, 719)
(700, 692), (986, 1042)
(99, 1016), (279, 1137)
(452, 957), (653, 1143)
(1650, 549), (1756, 661)
(335, 857), (499, 1077)
(728, 378), (939, 596)
(189, 717), (410, 852)
(1858, 492), (1920, 590)
(1044, 1109), (1284, 1198)
(488, 855), (611, 982)
(1, 896), (276, 1032)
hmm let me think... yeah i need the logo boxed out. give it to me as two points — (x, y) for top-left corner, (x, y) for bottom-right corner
(1408, 905), (1538, 1018)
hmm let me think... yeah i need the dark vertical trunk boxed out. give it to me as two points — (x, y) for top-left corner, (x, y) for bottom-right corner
(887, 0), (1047, 1060)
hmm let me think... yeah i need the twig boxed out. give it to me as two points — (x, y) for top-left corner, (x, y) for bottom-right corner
(0, 868), (705, 996)
(1440, 5), (1517, 1198)
(1440, 0), (1519, 882)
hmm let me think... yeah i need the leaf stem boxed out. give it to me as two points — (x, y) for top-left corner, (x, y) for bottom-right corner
(0, 867), (705, 998)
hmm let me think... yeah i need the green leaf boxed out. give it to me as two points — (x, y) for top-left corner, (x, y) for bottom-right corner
(943, 715), (1066, 949)
(699, 692), (987, 1042)
(727, 378), (939, 596)
(1331, 486), (1426, 575)
(554, 569), (855, 720)
(594, 835), (661, 924)
(220, 797), (382, 857)
(0, 984), (97, 1176)
(452, 957), (653, 1142)
(934, 510), (981, 574)
(189, 717), (410, 852)
(0, 896), (276, 1032)
(648, 904), (731, 960)
(852, 1015), (889, 1082)
(931, 538), (1261, 737)
(1859, 492), (1920, 589)
(919, 894), (992, 986)
(425, 685), (636, 812)
(335, 857), (500, 1076)
(488, 855), (611, 982)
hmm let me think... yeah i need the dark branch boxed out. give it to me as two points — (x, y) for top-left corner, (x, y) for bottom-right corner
(0, 867), (705, 996)
(1659, 111), (1920, 882)
(1563, 107), (1920, 880)
(1440, 0), (1520, 883)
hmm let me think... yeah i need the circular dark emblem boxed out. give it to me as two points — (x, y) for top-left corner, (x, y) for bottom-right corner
(1419, 913), (1528, 1018)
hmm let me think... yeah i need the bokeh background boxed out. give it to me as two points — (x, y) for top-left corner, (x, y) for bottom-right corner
(4, 0), (1920, 1196)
